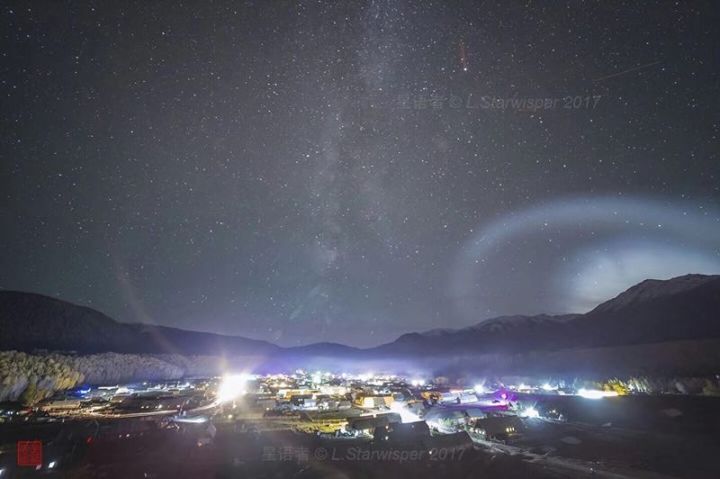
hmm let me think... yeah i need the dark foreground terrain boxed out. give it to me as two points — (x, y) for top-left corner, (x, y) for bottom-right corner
(1, 394), (719, 478)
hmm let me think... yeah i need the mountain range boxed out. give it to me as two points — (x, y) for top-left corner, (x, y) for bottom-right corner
(0, 291), (278, 356)
(373, 274), (720, 357)
(1, 274), (719, 374)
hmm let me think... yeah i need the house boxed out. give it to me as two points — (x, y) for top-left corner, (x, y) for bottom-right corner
(424, 408), (468, 433)
(355, 394), (394, 408)
(347, 413), (401, 435)
(39, 399), (82, 413)
(290, 395), (316, 410)
(472, 415), (524, 440)
(373, 421), (430, 443)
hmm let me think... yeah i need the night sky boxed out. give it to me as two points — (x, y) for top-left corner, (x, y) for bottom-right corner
(2, 1), (719, 347)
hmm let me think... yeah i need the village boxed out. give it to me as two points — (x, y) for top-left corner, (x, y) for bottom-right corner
(8, 369), (713, 477)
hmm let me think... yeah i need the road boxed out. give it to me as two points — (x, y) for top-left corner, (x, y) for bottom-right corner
(82, 399), (222, 419)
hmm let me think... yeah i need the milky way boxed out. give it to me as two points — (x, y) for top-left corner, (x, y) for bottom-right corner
(1, 1), (718, 346)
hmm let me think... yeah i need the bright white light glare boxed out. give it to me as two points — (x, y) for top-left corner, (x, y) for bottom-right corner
(311, 372), (322, 384)
(411, 379), (425, 387)
(473, 383), (486, 394)
(390, 402), (420, 423)
(217, 374), (248, 402)
(577, 388), (618, 399)
(172, 415), (208, 424)
(541, 383), (555, 391)
(520, 407), (540, 418)
(48, 461), (57, 469)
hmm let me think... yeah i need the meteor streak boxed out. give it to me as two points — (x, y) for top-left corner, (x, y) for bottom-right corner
(593, 60), (662, 82)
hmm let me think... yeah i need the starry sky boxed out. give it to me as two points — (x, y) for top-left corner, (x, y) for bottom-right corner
(2, 1), (719, 347)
